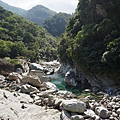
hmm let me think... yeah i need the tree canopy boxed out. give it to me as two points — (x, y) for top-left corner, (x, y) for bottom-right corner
(0, 6), (58, 62)
(43, 12), (72, 37)
(58, 0), (120, 79)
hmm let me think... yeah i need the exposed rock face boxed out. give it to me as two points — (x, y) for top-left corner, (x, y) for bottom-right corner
(0, 59), (14, 76)
(60, 63), (120, 90)
(64, 70), (77, 87)
(58, 63), (71, 74)
(83, 72), (120, 89)
(0, 89), (60, 120)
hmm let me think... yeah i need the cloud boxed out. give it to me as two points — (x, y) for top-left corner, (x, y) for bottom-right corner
(1, 0), (78, 13)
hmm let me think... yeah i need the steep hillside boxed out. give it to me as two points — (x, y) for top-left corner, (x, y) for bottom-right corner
(43, 12), (72, 37)
(0, 0), (27, 16)
(0, 6), (57, 61)
(58, 0), (120, 85)
(25, 5), (56, 26)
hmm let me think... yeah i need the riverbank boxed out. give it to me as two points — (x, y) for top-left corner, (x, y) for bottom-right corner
(0, 59), (120, 119)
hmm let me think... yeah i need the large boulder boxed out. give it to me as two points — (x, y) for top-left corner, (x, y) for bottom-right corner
(61, 99), (86, 114)
(20, 76), (42, 87)
(95, 106), (110, 119)
(43, 82), (58, 90)
(64, 70), (77, 87)
(28, 70), (45, 78)
(0, 59), (14, 76)
(28, 70), (51, 83)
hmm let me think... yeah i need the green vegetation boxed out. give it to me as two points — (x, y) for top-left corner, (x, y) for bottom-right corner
(58, 0), (120, 79)
(43, 12), (72, 37)
(0, 1), (56, 26)
(0, 6), (57, 62)
(26, 5), (56, 26)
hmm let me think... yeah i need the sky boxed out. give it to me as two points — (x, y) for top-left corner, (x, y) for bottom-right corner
(1, 0), (78, 14)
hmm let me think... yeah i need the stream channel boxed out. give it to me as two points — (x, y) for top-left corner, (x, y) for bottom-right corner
(48, 73), (92, 96)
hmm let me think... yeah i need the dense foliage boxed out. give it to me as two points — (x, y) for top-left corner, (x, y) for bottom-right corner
(0, 6), (57, 62)
(43, 13), (72, 37)
(58, 0), (120, 78)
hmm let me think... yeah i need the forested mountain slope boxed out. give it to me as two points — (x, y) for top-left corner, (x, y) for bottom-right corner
(26, 5), (56, 26)
(0, 1), (72, 36)
(58, 0), (120, 83)
(0, 6), (57, 62)
(43, 12), (72, 37)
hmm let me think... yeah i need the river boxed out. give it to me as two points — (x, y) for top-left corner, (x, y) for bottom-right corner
(49, 73), (87, 95)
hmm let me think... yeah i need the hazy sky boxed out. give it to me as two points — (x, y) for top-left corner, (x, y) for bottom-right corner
(1, 0), (78, 13)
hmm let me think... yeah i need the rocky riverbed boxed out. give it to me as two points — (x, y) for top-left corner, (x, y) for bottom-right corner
(0, 59), (120, 120)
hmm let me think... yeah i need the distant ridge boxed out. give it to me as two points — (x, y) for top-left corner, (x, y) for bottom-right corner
(26, 5), (56, 26)
(0, 0), (56, 26)
(0, 0), (27, 16)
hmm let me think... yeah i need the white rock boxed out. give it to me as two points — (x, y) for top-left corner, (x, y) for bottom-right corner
(28, 70), (45, 78)
(20, 76), (42, 87)
(38, 89), (56, 97)
(117, 108), (120, 115)
(61, 110), (71, 120)
(61, 99), (86, 113)
(54, 98), (63, 107)
(43, 82), (58, 90)
(21, 84), (39, 94)
(107, 102), (116, 108)
(84, 109), (99, 119)
(95, 106), (110, 119)
(0, 75), (5, 81)
(71, 115), (84, 120)
(7, 72), (23, 81)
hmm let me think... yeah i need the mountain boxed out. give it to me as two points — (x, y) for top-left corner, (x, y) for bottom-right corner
(0, 0), (56, 26)
(58, 0), (120, 84)
(43, 12), (72, 37)
(26, 5), (56, 26)
(0, 0), (27, 16)
(0, 6), (57, 62)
